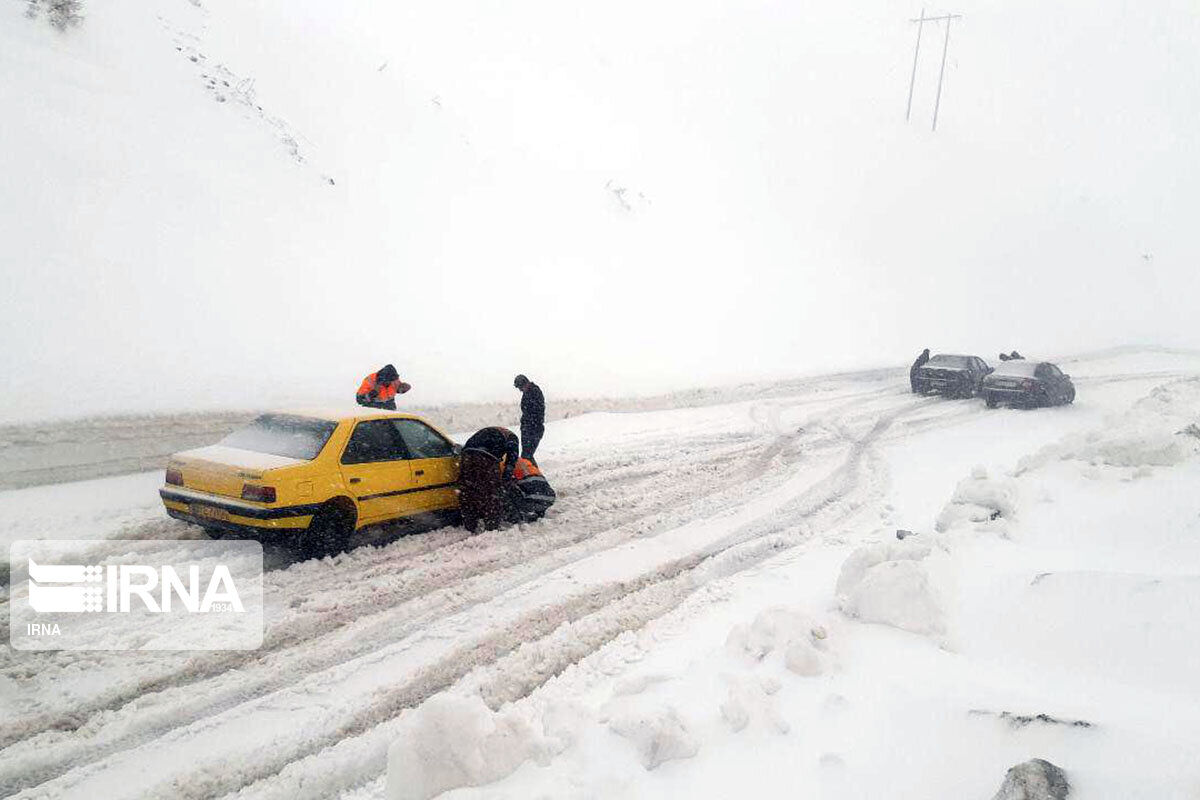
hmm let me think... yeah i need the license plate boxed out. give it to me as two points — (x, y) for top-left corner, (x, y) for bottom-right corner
(190, 504), (230, 522)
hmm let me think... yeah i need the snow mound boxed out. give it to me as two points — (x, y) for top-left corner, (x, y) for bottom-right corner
(725, 607), (832, 676)
(991, 758), (1071, 800)
(720, 676), (789, 734)
(1017, 378), (1200, 474)
(607, 705), (699, 770)
(837, 542), (944, 636)
(1028, 428), (1193, 472)
(935, 467), (1018, 535)
(385, 694), (548, 800)
(834, 538), (932, 597)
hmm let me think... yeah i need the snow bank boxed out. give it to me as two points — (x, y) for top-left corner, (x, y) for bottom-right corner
(834, 539), (932, 597)
(385, 695), (548, 800)
(725, 607), (831, 674)
(836, 540), (945, 636)
(607, 705), (700, 770)
(1016, 378), (1200, 475)
(719, 676), (789, 734)
(978, 570), (1200, 692)
(935, 466), (1018, 535)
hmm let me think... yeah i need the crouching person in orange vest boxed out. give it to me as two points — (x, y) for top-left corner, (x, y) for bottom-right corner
(457, 429), (557, 531)
(356, 364), (410, 410)
(506, 457), (556, 523)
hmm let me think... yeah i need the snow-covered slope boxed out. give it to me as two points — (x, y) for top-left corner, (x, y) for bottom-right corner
(3, 0), (1199, 422)
(2, 348), (1198, 799)
(1, 0), (348, 421)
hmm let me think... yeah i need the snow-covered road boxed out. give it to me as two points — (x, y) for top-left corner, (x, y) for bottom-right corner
(3, 348), (1199, 800)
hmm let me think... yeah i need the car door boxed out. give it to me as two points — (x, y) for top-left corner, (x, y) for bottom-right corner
(389, 419), (460, 512)
(339, 420), (413, 524)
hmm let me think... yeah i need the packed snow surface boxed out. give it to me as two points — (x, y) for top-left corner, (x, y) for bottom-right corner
(2, 348), (1200, 799)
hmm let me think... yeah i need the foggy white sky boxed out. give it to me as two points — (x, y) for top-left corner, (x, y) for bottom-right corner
(1, 0), (1197, 421)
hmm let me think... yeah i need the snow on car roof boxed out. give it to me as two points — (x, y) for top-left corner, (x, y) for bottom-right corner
(927, 354), (976, 367)
(178, 444), (305, 471)
(277, 407), (426, 423)
(991, 360), (1041, 376)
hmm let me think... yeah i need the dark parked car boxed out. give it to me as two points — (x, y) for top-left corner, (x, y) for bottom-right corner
(982, 360), (1076, 408)
(913, 354), (992, 398)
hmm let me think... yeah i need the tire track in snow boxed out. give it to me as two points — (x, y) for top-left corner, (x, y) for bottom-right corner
(309, 373), (1186, 800)
(0, 403), (868, 791)
(3, 362), (1185, 798)
(1, 388), (913, 798)
(214, 402), (904, 800)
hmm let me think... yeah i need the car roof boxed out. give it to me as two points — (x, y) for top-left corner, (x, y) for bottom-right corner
(274, 407), (430, 424)
(991, 360), (1047, 376)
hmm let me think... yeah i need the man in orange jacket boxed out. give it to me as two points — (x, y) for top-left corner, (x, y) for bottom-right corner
(356, 364), (411, 410)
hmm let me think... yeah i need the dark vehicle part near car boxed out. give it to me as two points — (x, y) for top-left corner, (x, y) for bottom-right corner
(982, 360), (1076, 408)
(507, 458), (556, 523)
(913, 354), (993, 398)
(460, 454), (555, 531)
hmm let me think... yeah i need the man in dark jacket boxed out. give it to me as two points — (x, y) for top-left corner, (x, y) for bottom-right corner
(513, 374), (545, 464)
(910, 349), (930, 393)
(458, 426), (520, 531)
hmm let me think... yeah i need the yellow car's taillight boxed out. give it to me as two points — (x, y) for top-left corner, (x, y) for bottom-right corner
(241, 484), (276, 503)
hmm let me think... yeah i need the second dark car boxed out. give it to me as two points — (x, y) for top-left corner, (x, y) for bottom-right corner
(914, 354), (992, 398)
(981, 360), (1076, 408)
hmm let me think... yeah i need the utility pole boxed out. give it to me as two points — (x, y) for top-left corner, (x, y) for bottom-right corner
(906, 11), (962, 131)
(905, 9), (926, 122)
(931, 13), (960, 131)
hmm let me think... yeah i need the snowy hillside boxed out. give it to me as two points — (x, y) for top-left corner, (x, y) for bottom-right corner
(2, 348), (1199, 798)
(2, 0), (1199, 421)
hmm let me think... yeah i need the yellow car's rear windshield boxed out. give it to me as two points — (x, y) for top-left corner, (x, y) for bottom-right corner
(219, 414), (336, 461)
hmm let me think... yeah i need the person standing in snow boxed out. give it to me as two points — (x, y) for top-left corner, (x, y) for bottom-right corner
(355, 364), (410, 410)
(910, 349), (930, 393)
(513, 374), (545, 464)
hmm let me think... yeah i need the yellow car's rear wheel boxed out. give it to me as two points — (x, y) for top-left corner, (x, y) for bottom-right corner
(303, 501), (355, 558)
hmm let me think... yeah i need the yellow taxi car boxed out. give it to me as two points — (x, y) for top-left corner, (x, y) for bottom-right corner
(159, 409), (460, 554)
